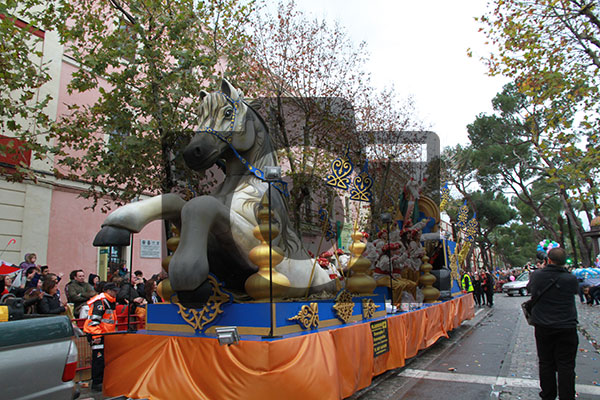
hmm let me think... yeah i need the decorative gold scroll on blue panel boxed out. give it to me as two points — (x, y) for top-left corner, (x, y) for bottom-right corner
(349, 161), (373, 202)
(440, 182), (450, 212)
(456, 201), (469, 229)
(463, 214), (478, 242)
(325, 147), (354, 190)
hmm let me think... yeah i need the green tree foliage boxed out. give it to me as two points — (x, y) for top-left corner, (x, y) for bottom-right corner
(478, 0), (600, 263)
(491, 223), (538, 267)
(0, 0), (61, 180)
(467, 83), (593, 265)
(52, 0), (256, 211)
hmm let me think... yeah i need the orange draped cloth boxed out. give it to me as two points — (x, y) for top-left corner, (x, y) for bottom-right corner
(104, 294), (474, 400)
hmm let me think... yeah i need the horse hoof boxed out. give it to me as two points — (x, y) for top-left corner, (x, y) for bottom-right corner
(93, 226), (131, 246)
(176, 279), (214, 308)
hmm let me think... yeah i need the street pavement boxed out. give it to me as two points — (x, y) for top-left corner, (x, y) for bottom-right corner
(78, 294), (600, 400)
(352, 294), (600, 400)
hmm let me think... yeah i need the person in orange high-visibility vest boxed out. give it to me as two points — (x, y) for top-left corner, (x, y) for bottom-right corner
(83, 282), (118, 393)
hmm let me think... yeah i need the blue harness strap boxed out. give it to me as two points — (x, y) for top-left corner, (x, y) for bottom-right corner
(196, 92), (289, 197)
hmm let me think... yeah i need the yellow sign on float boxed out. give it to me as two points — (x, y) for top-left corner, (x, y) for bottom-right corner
(370, 319), (389, 356)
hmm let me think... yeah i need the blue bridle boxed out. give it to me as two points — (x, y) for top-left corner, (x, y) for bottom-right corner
(196, 92), (289, 197)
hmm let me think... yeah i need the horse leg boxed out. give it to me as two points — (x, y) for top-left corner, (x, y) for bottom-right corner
(94, 194), (186, 246)
(168, 196), (231, 301)
(103, 193), (185, 232)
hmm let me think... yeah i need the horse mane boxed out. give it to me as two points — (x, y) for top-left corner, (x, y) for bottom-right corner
(244, 103), (302, 254)
(198, 92), (227, 128)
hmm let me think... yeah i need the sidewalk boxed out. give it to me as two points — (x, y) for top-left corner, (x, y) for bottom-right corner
(498, 299), (600, 400)
(577, 300), (600, 351)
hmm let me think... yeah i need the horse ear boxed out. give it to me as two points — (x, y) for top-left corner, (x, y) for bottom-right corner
(200, 90), (208, 101)
(221, 79), (239, 101)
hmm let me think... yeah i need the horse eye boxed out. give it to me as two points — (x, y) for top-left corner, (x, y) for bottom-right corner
(224, 109), (233, 118)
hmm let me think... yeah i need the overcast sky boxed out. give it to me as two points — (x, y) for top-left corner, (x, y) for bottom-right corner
(294, 0), (509, 150)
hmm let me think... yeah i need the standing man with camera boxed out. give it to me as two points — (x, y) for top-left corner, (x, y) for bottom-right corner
(526, 247), (579, 400)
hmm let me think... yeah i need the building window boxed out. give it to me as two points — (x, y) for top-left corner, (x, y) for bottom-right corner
(107, 246), (125, 278)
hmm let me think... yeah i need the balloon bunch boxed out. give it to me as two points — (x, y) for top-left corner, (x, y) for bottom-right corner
(537, 239), (560, 253)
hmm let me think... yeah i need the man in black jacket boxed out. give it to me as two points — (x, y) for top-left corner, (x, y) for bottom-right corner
(526, 247), (579, 400)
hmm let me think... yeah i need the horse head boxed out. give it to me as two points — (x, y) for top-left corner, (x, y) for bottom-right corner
(184, 79), (255, 171)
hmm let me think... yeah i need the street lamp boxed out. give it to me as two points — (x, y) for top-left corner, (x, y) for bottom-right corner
(263, 166), (281, 339)
(381, 212), (393, 313)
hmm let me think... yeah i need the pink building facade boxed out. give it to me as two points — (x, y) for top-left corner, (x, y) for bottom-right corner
(0, 19), (164, 300)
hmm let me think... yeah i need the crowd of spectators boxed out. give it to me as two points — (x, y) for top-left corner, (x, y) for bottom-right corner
(0, 253), (165, 321)
(491, 258), (600, 306)
(493, 267), (528, 292)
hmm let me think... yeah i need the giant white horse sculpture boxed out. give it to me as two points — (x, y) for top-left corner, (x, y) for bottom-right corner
(94, 80), (334, 303)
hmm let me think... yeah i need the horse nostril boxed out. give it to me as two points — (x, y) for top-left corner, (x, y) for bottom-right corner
(194, 146), (203, 157)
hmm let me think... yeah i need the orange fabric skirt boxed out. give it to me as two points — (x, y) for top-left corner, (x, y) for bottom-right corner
(104, 294), (474, 400)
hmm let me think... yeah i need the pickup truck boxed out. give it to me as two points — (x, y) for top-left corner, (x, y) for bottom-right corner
(0, 298), (79, 400)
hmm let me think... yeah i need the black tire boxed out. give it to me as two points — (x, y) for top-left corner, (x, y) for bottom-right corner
(519, 288), (527, 296)
(507, 293), (514, 297)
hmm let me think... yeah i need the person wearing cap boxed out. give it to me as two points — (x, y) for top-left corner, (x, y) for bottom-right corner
(83, 282), (119, 392)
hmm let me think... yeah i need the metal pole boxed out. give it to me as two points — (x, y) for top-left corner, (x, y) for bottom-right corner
(262, 166), (282, 340)
(387, 222), (393, 311)
(268, 183), (275, 337)
(381, 212), (393, 313)
(127, 233), (134, 332)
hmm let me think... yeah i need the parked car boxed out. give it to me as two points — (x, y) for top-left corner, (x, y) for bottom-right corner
(502, 271), (530, 296)
(0, 296), (79, 399)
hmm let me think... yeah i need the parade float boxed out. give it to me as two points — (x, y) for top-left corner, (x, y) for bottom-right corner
(93, 80), (474, 400)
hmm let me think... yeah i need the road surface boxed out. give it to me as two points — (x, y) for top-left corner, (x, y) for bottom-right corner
(351, 294), (600, 400)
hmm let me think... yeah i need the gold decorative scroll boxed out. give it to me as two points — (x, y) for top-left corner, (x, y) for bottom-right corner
(449, 252), (459, 280)
(458, 242), (471, 265)
(333, 290), (354, 323)
(325, 150), (354, 190)
(362, 298), (379, 319)
(175, 275), (231, 332)
(288, 303), (319, 329)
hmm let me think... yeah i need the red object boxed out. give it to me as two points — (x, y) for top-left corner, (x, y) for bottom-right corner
(362, 232), (369, 239)
(382, 243), (400, 253)
(62, 340), (78, 382)
(0, 135), (32, 168)
(336, 249), (344, 255)
(0, 14), (45, 38)
(320, 251), (333, 258)
(377, 229), (387, 238)
(317, 258), (329, 267)
(0, 262), (19, 275)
